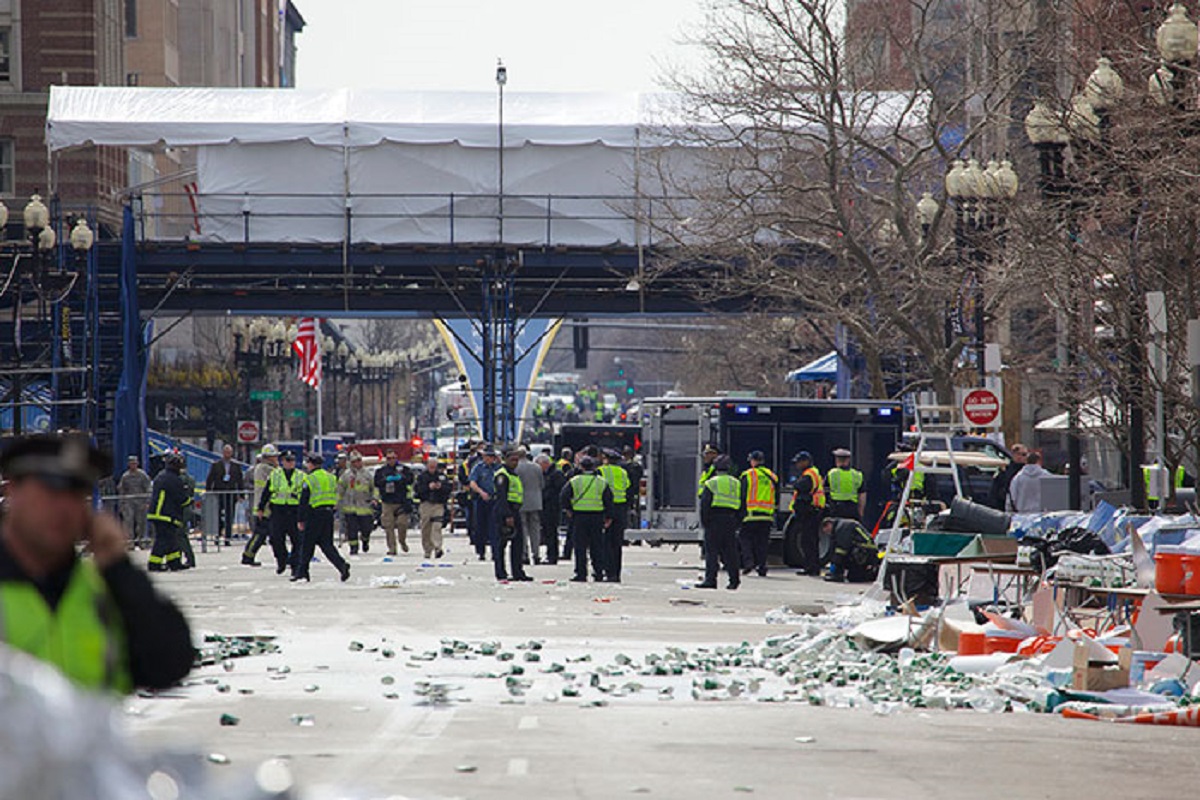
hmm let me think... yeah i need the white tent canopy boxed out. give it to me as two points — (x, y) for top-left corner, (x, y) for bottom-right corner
(45, 87), (931, 246)
(47, 87), (684, 150)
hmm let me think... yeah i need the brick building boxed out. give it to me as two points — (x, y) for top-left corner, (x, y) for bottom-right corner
(0, 0), (305, 232)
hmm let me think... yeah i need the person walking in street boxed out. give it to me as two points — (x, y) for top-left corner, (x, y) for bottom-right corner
(414, 455), (452, 559)
(739, 450), (778, 577)
(118, 455), (152, 548)
(825, 448), (865, 521)
(205, 444), (245, 546)
(147, 453), (189, 572)
(294, 453), (351, 582)
(538, 454), (567, 564)
(242, 444), (279, 567)
(598, 448), (631, 582)
(790, 451), (826, 576)
(1007, 450), (1051, 513)
(698, 455), (742, 590)
(514, 447), (544, 564)
(492, 448), (532, 582)
(258, 450), (304, 574)
(560, 455), (614, 583)
(338, 451), (377, 555)
(0, 433), (194, 693)
(469, 446), (499, 561)
(374, 449), (412, 555)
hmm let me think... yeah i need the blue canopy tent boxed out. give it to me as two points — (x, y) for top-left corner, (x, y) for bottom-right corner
(786, 351), (839, 383)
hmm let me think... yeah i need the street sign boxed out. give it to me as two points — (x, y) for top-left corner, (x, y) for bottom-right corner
(236, 419), (261, 444)
(962, 388), (1001, 428)
(250, 390), (282, 401)
(289, 409), (308, 419)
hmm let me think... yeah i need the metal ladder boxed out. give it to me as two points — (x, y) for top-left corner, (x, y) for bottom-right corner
(870, 404), (967, 597)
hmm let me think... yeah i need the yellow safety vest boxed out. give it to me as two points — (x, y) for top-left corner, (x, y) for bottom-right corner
(570, 473), (607, 512)
(1144, 465), (1185, 501)
(697, 463), (716, 497)
(498, 467), (524, 505)
(0, 560), (132, 694)
(705, 474), (742, 510)
(792, 466), (826, 511)
(306, 469), (339, 508)
(742, 466), (778, 520)
(269, 468), (304, 505)
(599, 464), (630, 505)
(826, 468), (863, 502)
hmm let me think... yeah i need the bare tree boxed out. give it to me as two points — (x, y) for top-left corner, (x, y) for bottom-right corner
(647, 0), (1047, 401)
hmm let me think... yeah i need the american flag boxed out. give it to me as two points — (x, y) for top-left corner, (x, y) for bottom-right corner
(293, 318), (322, 389)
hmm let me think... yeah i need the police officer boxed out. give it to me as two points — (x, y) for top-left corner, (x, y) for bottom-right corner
(469, 446), (499, 561)
(295, 453), (351, 582)
(790, 451), (826, 576)
(560, 455), (614, 583)
(242, 443), (279, 566)
(492, 448), (532, 582)
(825, 448), (865, 521)
(0, 433), (194, 692)
(598, 448), (631, 582)
(739, 450), (778, 577)
(258, 450), (304, 574)
(698, 455), (742, 590)
(147, 453), (189, 572)
(697, 444), (719, 495)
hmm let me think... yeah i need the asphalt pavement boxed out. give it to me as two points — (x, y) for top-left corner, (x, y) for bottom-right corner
(127, 532), (1197, 800)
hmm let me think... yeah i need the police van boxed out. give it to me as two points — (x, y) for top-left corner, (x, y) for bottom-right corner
(635, 397), (904, 563)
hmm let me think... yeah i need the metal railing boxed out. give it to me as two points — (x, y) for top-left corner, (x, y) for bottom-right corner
(130, 190), (694, 248)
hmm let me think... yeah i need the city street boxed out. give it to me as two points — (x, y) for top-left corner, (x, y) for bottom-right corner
(126, 535), (1196, 800)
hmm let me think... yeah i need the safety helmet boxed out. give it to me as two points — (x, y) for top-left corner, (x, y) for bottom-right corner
(261, 443), (280, 457)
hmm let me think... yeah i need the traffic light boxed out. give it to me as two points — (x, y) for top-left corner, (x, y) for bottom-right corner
(625, 379), (635, 397)
(411, 436), (423, 449)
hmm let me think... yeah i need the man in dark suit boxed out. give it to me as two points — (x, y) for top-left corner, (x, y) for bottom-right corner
(205, 444), (245, 546)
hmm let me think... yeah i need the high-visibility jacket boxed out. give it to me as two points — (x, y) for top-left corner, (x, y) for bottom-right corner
(306, 469), (339, 508)
(338, 467), (377, 514)
(0, 560), (132, 693)
(705, 474), (742, 510)
(826, 468), (863, 502)
(697, 463), (717, 497)
(497, 467), (524, 505)
(599, 464), (630, 505)
(891, 464), (925, 495)
(556, 458), (573, 473)
(792, 466), (826, 511)
(741, 466), (778, 521)
(569, 473), (608, 512)
(268, 468), (304, 506)
(252, 462), (275, 519)
(1145, 465), (1186, 501)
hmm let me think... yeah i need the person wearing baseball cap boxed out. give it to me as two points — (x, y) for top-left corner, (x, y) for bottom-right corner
(789, 451), (826, 576)
(468, 445), (500, 561)
(826, 448), (865, 522)
(739, 449), (778, 578)
(697, 454), (741, 590)
(242, 443), (280, 567)
(0, 434), (194, 693)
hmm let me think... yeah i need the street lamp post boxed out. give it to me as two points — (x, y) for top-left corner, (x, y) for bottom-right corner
(496, 60), (507, 244)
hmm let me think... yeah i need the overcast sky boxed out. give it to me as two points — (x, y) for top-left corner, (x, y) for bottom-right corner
(294, 0), (708, 93)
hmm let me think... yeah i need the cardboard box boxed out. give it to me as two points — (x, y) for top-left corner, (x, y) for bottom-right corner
(1071, 643), (1131, 691)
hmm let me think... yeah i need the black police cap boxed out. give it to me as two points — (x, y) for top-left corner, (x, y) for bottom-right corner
(0, 433), (112, 490)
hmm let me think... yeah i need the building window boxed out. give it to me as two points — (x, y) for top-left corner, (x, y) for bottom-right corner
(125, 0), (137, 38)
(0, 28), (11, 82)
(0, 140), (13, 196)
